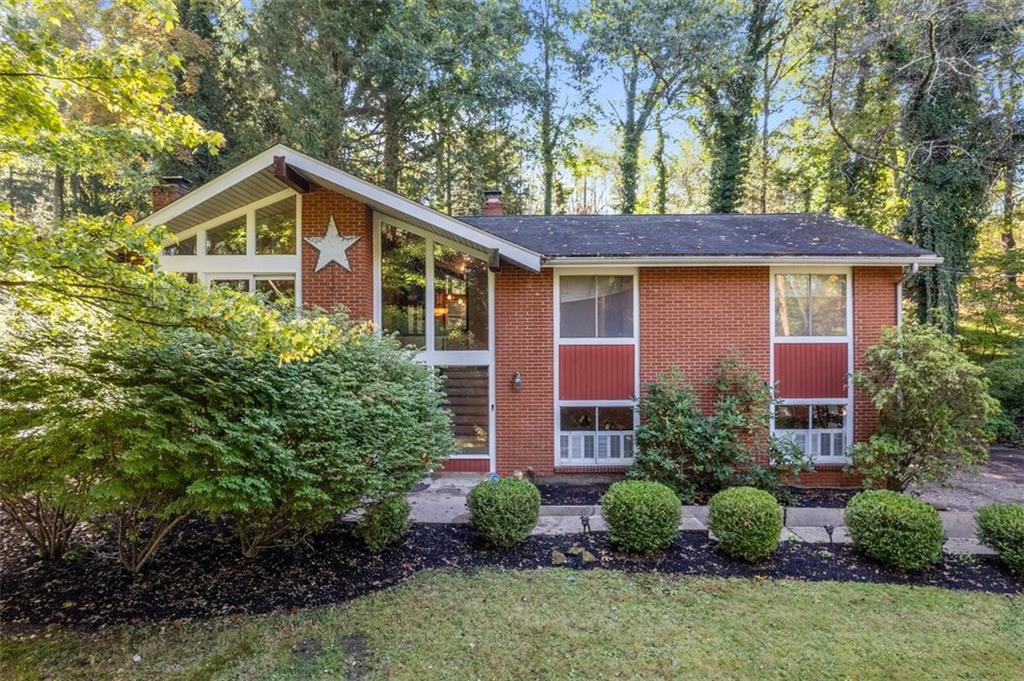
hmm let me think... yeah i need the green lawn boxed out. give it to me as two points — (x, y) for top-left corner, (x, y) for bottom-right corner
(3, 570), (1022, 680)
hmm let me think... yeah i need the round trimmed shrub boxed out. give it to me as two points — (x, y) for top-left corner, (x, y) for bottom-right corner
(601, 480), (681, 553)
(356, 495), (411, 551)
(466, 479), (540, 547)
(844, 490), (943, 570)
(975, 503), (1024, 578)
(707, 486), (782, 562)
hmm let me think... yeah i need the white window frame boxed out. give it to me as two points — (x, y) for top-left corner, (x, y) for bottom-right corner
(158, 190), (303, 310)
(371, 213), (495, 467)
(773, 399), (850, 465)
(769, 266), (854, 464)
(553, 268), (640, 467)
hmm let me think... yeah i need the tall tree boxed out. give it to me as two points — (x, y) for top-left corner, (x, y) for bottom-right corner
(527, 0), (592, 215)
(584, 0), (729, 214)
(696, 0), (776, 213)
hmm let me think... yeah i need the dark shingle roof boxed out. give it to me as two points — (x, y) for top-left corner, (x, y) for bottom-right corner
(457, 213), (934, 260)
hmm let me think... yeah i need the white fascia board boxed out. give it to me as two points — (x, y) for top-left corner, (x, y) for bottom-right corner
(140, 144), (543, 272)
(544, 254), (944, 268)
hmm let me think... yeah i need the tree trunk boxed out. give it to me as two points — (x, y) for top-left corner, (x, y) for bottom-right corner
(115, 506), (185, 574)
(654, 113), (668, 214)
(53, 165), (64, 220)
(759, 52), (771, 213)
(381, 94), (403, 193)
(1002, 162), (1017, 288)
(0, 494), (78, 560)
(541, 25), (555, 216)
(618, 66), (640, 214)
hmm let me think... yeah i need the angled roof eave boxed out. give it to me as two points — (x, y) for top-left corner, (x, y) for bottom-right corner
(140, 145), (544, 272)
(542, 254), (944, 267)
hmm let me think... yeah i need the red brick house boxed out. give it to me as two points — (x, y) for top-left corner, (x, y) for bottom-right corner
(146, 145), (942, 486)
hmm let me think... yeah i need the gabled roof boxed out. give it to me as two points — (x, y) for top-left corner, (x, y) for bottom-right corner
(140, 144), (544, 271)
(459, 213), (942, 266)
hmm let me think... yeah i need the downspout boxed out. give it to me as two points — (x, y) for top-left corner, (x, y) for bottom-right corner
(895, 262), (919, 326)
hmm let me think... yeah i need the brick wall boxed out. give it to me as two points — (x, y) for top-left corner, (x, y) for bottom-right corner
(494, 266), (554, 476)
(852, 266), (902, 441)
(639, 267), (771, 406)
(299, 187), (374, 320)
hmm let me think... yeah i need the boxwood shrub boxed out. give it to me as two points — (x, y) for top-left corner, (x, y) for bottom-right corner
(466, 479), (540, 547)
(707, 486), (782, 562)
(356, 495), (411, 551)
(600, 480), (681, 553)
(975, 503), (1024, 578)
(844, 490), (943, 570)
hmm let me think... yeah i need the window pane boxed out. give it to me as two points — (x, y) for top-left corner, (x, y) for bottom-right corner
(560, 407), (595, 431)
(440, 366), (489, 456)
(163, 235), (196, 256)
(205, 216), (247, 255)
(810, 274), (847, 336)
(434, 244), (488, 350)
(211, 278), (249, 292)
(178, 272), (197, 284)
(774, 404), (809, 429)
(811, 404), (846, 429)
(559, 276), (596, 338)
(255, 197), (296, 255)
(381, 223), (426, 349)
(597, 276), (633, 338)
(774, 274), (810, 336)
(598, 407), (633, 431)
(255, 277), (296, 306)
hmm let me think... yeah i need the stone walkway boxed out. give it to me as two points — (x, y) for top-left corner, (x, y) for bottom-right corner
(407, 474), (995, 555)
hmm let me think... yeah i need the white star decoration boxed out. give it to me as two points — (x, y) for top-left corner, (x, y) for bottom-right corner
(304, 216), (361, 272)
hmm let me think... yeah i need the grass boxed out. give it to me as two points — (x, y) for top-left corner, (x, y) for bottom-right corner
(2, 569), (1022, 680)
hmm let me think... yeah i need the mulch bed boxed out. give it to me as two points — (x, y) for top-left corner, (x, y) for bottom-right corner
(1, 517), (1019, 631)
(537, 482), (860, 508)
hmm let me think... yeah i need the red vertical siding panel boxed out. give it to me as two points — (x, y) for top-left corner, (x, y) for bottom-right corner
(558, 345), (634, 400)
(774, 343), (848, 398)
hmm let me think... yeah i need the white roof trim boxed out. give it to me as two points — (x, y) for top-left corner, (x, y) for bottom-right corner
(140, 144), (543, 272)
(544, 255), (944, 267)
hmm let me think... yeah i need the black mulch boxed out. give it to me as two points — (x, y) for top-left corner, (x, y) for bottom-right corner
(537, 483), (860, 508)
(1, 518), (1019, 631)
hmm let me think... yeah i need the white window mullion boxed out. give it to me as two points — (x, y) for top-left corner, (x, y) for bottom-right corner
(425, 237), (435, 354)
(246, 208), (256, 256)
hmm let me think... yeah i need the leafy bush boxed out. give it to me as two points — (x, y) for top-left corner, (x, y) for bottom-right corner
(985, 349), (1024, 439)
(844, 491), (943, 570)
(630, 360), (807, 501)
(466, 479), (540, 547)
(975, 503), (1024, 578)
(356, 495), (411, 551)
(600, 480), (681, 553)
(851, 319), (998, 490)
(707, 487), (782, 562)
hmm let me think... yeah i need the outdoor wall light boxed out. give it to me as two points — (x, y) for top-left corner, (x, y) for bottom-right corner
(511, 370), (523, 391)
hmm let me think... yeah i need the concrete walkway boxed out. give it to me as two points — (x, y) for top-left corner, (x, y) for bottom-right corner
(407, 474), (995, 555)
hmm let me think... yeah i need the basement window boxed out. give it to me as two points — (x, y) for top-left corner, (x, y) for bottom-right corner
(773, 403), (849, 463)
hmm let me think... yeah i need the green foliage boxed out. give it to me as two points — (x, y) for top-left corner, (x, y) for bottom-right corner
(356, 496), (412, 552)
(975, 503), (1024, 578)
(600, 480), (681, 553)
(466, 479), (541, 548)
(850, 319), (998, 491)
(630, 360), (807, 501)
(984, 347), (1024, 426)
(707, 487), (782, 562)
(844, 491), (943, 571)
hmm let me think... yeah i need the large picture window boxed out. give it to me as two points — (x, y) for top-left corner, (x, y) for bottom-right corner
(434, 244), (488, 351)
(774, 273), (847, 337)
(381, 224), (427, 348)
(255, 196), (297, 255)
(559, 275), (634, 338)
(205, 215), (247, 255)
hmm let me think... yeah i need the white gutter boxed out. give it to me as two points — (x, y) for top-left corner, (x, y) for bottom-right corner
(543, 255), (944, 268)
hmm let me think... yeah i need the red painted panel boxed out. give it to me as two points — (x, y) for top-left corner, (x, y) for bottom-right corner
(559, 345), (635, 400)
(775, 343), (848, 399)
(439, 458), (490, 473)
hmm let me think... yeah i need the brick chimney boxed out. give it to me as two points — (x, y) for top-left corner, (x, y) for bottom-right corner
(152, 176), (191, 211)
(482, 189), (504, 216)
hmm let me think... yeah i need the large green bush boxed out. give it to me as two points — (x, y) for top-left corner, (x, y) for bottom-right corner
(356, 495), (411, 551)
(975, 503), (1024, 578)
(0, 312), (453, 570)
(851, 319), (998, 490)
(985, 349), (1024, 443)
(601, 480), (681, 553)
(466, 479), (541, 547)
(629, 361), (807, 501)
(707, 487), (782, 562)
(844, 491), (943, 570)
